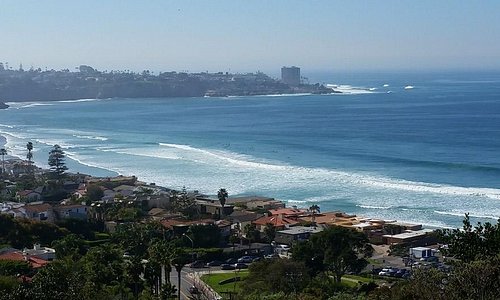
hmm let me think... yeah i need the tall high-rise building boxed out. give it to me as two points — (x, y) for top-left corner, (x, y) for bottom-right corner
(281, 66), (300, 86)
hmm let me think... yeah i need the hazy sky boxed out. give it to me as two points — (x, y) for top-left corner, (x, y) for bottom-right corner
(1, 0), (500, 73)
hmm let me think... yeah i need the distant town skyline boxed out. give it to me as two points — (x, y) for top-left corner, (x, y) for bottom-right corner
(1, 0), (500, 73)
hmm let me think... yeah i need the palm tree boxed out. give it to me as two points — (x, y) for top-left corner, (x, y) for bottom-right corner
(26, 142), (33, 172)
(217, 188), (228, 217)
(309, 204), (320, 226)
(171, 255), (189, 300)
(0, 148), (7, 176)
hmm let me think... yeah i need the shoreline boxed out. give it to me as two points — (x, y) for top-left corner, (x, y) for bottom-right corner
(0, 131), (489, 230)
(0, 132), (452, 230)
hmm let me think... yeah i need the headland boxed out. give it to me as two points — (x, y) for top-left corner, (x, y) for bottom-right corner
(0, 65), (335, 102)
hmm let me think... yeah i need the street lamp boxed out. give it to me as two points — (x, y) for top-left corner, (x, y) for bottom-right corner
(183, 233), (195, 261)
(183, 233), (194, 248)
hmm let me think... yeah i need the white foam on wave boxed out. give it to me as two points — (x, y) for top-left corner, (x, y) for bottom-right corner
(33, 138), (76, 149)
(283, 199), (307, 204)
(64, 150), (119, 174)
(5, 102), (54, 109)
(0, 124), (14, 129)
(357, 204), (392, 210)
(58, 98), (102, 103)
(358, 176), (500, 201)
(157, 142), (500, 201)
(98, 147), (182, 161)
(159, 142), (288, 170)
(301, 195), (335, 203)
(404, 85), (414, 90)
(326, 84), (377, 95)
(434, 210), (499, 220)
(73, 134), (108, 141)
(383, 84), (389, 87)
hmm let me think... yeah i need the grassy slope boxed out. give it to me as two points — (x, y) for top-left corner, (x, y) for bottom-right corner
(201, 271), (249, 295)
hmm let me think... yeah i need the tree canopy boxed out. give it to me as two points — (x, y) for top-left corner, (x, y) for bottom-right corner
(47, 144), (68, 180)
(292, 225), (373, 283)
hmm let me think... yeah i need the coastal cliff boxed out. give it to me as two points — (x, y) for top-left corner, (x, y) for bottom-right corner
(0, 67), (334, 102)
(0, 102), (8, 109)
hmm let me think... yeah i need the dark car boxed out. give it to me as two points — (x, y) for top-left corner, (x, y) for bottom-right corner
(225, 258), (238, 264)
(237, 256), (255, 263)
(221, 264), (236, 270)
(188, 286), (199, 294)
(189, 260), (205, 268)
(234, 263), (248, 269)
(206, 260), (223, 267)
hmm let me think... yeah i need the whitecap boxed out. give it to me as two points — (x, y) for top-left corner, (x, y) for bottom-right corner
(326, 84), (377, 95)
(158, 142), (288, 170)
(434, 210), (499, 220)
(357, 204), (392, 210)
(16, 102), (54, 109)
(404, 85), (414, 90)
(73, 134), (108, 141)
(58, 98), (102, 103)
(383, 84), (389, 87)
(302, 195), (335, 203)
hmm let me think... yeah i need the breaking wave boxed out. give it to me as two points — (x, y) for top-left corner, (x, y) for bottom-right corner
(326, 84), (377, 94)
(434, 210), (499, 220)
(357, 205), (393, 210)
(73, 134), (108, 141)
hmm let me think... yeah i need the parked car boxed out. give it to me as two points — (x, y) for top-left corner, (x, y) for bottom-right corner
(189, 260), (205, 268)
(395, 269), (407, 278)
(252, 257), (262, 262)
(237, 256), (255, 263)
(265, 254), (279, 259)
(225, 258), (238, 264)
(221, 264), (236, 270)
(189, 286), (199, 294)
(206, 260), (223, 267)
(234, 263), (248, 269)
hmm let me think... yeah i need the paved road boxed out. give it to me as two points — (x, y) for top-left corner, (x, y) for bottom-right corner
(168, 266), (223, 300)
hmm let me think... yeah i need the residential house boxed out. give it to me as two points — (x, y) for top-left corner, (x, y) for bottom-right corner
(113, 185), (136, 198)
(274, 226), (323, 245)
(0, 250), (50, 269)
(16, 190), (42, 202)
(23, 244), (56, 261)
(228, 210), (262, 231)
(195, 199), (234, 216)
(226, 196), (285, 210)
(215, 219), (232, 238)
(53, 204), (88, 220)
(383, 229), (436, 246)
(24, 203), (54, 222)
(253, 214), (299, 232)
(268, 207), (308, 218)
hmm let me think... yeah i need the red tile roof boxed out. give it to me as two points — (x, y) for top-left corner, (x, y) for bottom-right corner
(0, 251), (49, 268)
(253, 215), (299, 227)
(268, 208), (308, 217)
(25, 203), (52, 213)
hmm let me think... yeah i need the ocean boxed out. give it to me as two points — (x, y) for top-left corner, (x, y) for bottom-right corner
(1, 71), (499, 228)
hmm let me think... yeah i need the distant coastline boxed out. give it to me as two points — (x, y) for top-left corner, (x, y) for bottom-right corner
(0, 66), (335, 102)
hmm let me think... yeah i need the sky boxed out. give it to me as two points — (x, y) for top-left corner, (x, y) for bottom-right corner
(1, 0), (500, 74)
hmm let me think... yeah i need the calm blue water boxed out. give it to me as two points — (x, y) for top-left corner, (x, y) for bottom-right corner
(1, 71), (500, 228)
